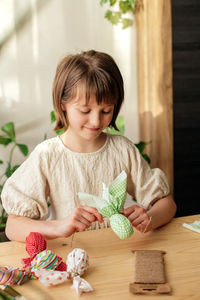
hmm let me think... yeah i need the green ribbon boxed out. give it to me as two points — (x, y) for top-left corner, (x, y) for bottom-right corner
(78, 171), (133, 239)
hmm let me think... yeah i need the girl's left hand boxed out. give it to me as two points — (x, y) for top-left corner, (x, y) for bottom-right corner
(122, 205), (151, 232)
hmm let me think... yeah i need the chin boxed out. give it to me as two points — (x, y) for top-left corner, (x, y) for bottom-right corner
(84, 133), (101, 141)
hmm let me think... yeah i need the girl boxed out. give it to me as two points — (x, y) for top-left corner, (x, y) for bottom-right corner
(2, 50), (176, 242)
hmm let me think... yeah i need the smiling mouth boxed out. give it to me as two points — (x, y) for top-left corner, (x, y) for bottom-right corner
(85, 127), (100, 132)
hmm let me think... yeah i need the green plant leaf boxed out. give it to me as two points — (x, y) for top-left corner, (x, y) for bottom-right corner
(0, 223), (6, 229)
(135, 141), (149, 154)
(1, 122), (15, 141)
(105, 115), (125, 135)
(50, 111), (56, 123)
(119, 0), (129, 13)
(127, 0), (136, 9)
(105, 10), (121, 24)
(5, 163), (12, 178)
(0, 160), (3, 164)
(0, 136), (12, 146)
(100, 0), (135, 28)
(142, 153), (151, 164)
(100, 0), (109, 5)
(119, 0), (135, 13)
(109, 0), (117, 6)
(56, 128), (66, 135)
(121, 18), (133, 29)
(17, 144), (29, 156)
(5, 163), (21, 178)
(134, 141), (151, 164)
(11, 165), (20, 173)
(116, 115), (125, 134)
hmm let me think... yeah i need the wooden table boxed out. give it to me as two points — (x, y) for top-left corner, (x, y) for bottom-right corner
(0, 215), (200, 300)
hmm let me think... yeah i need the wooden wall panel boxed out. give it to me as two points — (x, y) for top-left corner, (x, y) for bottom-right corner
(135, 0), (173, 192)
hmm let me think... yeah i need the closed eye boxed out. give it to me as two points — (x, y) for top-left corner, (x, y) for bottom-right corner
(80, 110), (112, 114)
(102, 110), (112, 114)
(80, 110), (90, 114)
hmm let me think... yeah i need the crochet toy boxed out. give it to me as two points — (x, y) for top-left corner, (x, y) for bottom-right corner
(78, 170), (134, 239)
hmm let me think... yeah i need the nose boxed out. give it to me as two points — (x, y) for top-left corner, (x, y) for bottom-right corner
(89, 112), (101, 128)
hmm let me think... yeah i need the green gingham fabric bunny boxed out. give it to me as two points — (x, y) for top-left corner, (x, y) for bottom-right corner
(78, 171), (133, 239)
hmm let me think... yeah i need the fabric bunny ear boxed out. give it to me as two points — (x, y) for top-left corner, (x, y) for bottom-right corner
(77, 192), (107, 211)
(78, 192), (115, 218)
(108, 170), (127, 211)
(78, 171), (127, 216)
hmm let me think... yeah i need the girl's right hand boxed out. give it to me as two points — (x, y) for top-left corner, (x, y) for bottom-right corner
(60, 206), (103, 237)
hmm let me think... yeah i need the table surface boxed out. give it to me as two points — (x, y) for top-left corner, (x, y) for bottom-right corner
(0, 215), (200, 300)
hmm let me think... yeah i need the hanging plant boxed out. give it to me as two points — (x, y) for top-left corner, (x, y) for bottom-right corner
(100, 0), (142, 29)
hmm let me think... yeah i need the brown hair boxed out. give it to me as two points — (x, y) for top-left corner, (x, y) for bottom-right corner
(52, 50), (124, 131)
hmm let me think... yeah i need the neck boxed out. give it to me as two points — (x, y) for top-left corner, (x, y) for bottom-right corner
(60, 131), (107, 153)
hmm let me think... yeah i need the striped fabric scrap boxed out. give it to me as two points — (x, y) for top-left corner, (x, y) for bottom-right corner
(0, 266), (30, 285)
(31, 250), (62, 270)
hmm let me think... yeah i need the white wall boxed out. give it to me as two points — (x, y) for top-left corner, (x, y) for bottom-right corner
(0, 0), (138, 169)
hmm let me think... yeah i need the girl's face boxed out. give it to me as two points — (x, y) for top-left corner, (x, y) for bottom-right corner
(61, 94), (114, 142)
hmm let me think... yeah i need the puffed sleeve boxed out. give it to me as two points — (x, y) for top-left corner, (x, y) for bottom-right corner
(126, 140), (170, 210)
(1, 143), (50, 219)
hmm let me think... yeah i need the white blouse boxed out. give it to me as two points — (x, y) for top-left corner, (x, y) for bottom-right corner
(2, 134), (170, 229)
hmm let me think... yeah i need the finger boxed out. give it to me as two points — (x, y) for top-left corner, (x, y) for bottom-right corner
(126, 208), (144, 223)
(74, 221), (88, 232)
(78, 216), (91, 227)
(136, 220), (148, 232)
(131, 213), (149, 226)
(136, 223), (145, 232)
(127, 212), (141, 223)
(127, 207), (147, 223)
(132, 213), (151, 231)
(123, 205), (138, 217)
(81, 210), (96, 223)
(82, 206), (103, 223)
(131, 216), (144, 227)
